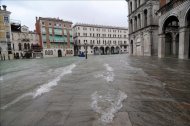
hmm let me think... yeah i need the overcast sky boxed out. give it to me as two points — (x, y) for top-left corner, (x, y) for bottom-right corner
(1, 0), (128, 31)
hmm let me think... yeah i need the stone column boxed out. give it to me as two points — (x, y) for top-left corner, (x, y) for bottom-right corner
(148, 7), (152, 26)
(133, 18), (135, 33)
(158, 34), (165, 58)
(172, 33), (176, 56)
(179, 27), (189, 59)
(129, 19), (131, 33)
(141, 33), (144, 56)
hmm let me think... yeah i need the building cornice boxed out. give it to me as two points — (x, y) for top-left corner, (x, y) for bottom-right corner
(38, 17), (73, 24)
(73, 23), (128, 30)
(129, 25), (159, 35)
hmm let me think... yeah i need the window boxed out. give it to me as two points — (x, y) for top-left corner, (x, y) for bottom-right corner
(144, 9), (148, 27)
(49, 23), (51, 26)
(42, 22), (45, 25)
(138, 14), (141, 29)
(130, 2), (132, 13)
(4, 16), (9, 23)
(6, 32), (10, 38)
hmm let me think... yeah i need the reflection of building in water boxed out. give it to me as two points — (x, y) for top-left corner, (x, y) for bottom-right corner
(35, 17), (74, 58)
(157, 0), (190, 59)
(126, 0), (159, 56)
(11, 22), (42, 59)
(73, 23), (129, 56)
(0, 5), (13, 60)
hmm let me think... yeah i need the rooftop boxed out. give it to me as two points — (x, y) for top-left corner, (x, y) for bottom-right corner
(37, 17), (73, 24)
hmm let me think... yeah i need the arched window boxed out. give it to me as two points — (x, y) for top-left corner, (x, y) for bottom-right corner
(144, 9), (148, 27)
(18, 43), (22, 51)
(130, 19), (133, 32)
(27, 43), (30, 49)
(24, 43), (27, 49)
(135, 0), (137, 9)
(130, 2), (132, 13)
(138, 14), (141, 29)
(31, 43), (33, 49)
(135, 16), (137, 31)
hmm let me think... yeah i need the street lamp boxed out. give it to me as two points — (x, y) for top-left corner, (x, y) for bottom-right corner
(84, 41), (87, 59)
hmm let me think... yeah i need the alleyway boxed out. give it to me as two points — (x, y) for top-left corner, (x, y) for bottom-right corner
(0, 55), (190, 126)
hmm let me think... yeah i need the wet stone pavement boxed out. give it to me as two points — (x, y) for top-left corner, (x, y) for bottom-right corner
(0, 55), (190, 126)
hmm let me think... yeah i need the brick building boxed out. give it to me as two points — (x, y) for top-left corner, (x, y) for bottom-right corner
(35, 17), (74, 58)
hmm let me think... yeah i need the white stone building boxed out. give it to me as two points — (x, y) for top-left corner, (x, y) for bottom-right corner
(157, 0), (190, 59)
(73, 23), (129, 55)
(12, 25), (42, 59)
(126, 0), (160, 56)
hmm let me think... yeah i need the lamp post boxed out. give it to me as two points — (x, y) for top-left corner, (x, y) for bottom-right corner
(84, 42), (87, 59)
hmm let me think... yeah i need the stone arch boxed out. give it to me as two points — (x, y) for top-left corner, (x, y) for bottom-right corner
(58, 49), (62, 57)
(111, 46), (115, 54)
(162, 15), (180, 57)
(115, 46), (120, 54)
(100, 47), (104, 55)
(105, 47), (110, 55)
(161, 14), (179, 33)
(94, 47), (99, 55)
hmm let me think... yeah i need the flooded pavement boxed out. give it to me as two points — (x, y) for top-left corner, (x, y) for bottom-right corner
(0, 55), (190, 126)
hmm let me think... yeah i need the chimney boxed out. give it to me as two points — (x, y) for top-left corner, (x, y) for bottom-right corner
(2, 5), (7, 11)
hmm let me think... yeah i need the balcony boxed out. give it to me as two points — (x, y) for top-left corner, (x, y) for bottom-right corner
(53, 36), (66, 43)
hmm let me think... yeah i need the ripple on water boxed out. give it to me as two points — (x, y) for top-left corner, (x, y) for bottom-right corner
(91, 89), (127, 123)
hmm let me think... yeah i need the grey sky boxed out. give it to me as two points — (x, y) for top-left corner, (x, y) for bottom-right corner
(1, 0), (128, 31)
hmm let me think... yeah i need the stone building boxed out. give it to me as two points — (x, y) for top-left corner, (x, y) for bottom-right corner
(157, 0), (190, 59)
(11, 24), (42, 59)
(126, 0), (159, 56)
(73, 23), (129, 56)
(0, 5), (13, 60)
(35, 17), (74, 58)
